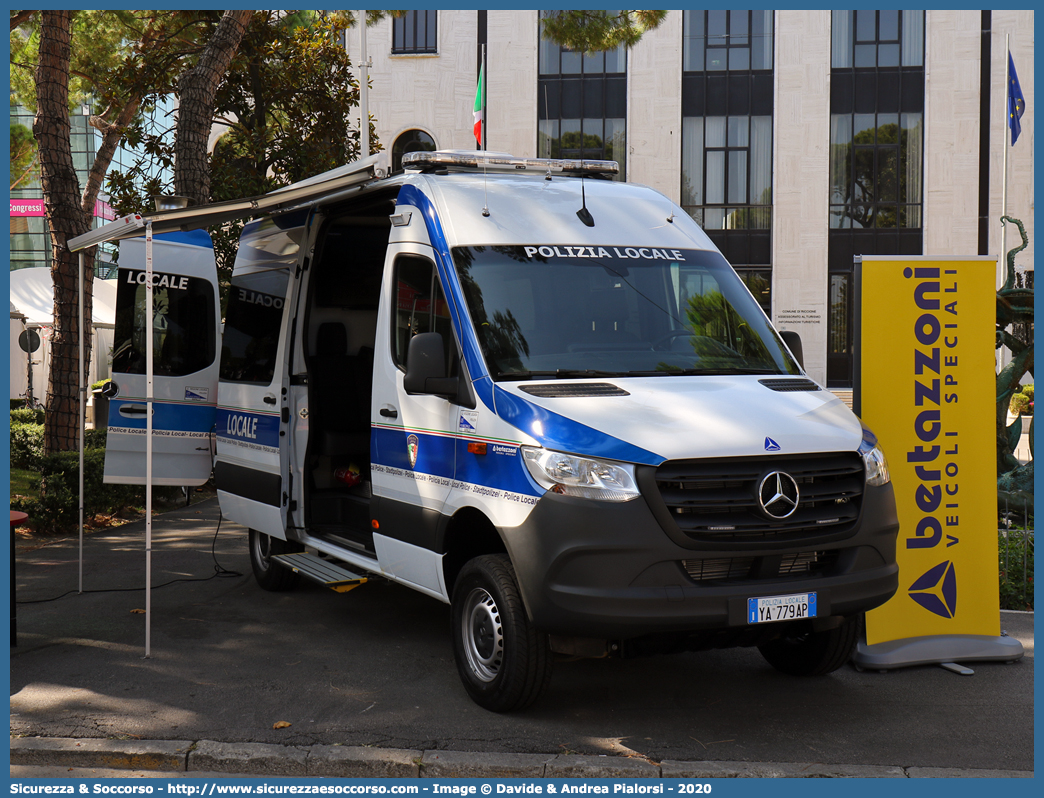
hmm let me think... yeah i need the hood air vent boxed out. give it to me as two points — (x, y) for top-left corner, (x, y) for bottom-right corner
(758, 379), (821, 392)
(518, 383), (629, 398)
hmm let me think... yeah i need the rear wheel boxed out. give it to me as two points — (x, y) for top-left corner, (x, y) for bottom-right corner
(451, 554), (552, 712)
(757, 615), (860, 676)
(249, 529), (303, 591)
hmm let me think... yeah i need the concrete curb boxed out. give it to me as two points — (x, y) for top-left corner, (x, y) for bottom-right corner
(9, 738), (192, 772)
(8, 738), (1035, 779)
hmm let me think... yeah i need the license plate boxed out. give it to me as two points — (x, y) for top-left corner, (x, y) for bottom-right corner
(748, 592), (816, 624)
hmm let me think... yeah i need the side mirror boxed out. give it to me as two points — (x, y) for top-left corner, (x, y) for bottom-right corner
(404, 332), (458, 397)
(779, 330), (804, 370)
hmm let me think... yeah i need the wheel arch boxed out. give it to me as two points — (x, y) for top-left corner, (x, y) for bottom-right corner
(440, 506), (508, 596)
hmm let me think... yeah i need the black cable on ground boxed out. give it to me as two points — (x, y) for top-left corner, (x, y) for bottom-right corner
(16, 505), (242, 605)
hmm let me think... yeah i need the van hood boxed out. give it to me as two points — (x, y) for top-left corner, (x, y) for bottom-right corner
(493, 376), (862, 465)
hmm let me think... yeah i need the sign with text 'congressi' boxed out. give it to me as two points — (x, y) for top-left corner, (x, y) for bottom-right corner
(858, 257), (998, 647)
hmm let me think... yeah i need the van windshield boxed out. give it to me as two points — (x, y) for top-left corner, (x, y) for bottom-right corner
(452, 245), (800, 380)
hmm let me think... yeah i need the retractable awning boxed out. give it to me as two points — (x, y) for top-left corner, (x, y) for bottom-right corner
(68, 151), (391, 252)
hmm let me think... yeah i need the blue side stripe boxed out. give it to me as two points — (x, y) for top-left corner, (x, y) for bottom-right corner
(372, 426), (455, 478)
(371, 426), (540, 497)
(215, 408), (281, 448)
(493, 386), (664, 466)
(453, 438), (541, 497)
(395, 184), (495, 412)
(108, 400), (216, 433)
(154, 230), (214, 249)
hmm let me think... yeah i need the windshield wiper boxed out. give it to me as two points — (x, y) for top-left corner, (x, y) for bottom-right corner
(497, 369), (623, 380)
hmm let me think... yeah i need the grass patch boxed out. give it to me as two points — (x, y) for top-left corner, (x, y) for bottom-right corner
(11, 467), (36, 499)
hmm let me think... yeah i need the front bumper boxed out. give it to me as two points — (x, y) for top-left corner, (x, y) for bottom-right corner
(503, 482), (899, 639)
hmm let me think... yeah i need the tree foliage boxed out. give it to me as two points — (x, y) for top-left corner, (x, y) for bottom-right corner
(540, 10), (668, 53)
(10, 121), (38, 189)
(12, 9), (251, 454)
(108, 12), (379, 294)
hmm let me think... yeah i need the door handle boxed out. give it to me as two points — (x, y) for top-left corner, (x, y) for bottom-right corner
(118, 404), (149, 418)
(263, 394), (277, 405)
(380, 406), (398, 419)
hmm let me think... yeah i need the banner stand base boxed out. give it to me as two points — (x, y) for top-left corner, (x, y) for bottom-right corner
(853, 632), (1024, 672)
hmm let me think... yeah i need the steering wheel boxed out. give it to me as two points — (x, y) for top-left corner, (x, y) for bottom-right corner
(652, 330), (693, 351)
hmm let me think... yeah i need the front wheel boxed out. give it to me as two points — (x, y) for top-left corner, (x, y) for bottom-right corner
(757, 615), (860, 676)
(451, 554), (552, 712)
(248, 529), (303, 592)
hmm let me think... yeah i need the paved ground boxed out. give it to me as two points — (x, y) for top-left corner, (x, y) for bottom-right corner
(10, 498), (1034, 777)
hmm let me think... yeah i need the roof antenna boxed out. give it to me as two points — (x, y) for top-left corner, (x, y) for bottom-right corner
(482, 157), (490, 217)
(576, 153), (594, 227)
(576, 178), (594, 227)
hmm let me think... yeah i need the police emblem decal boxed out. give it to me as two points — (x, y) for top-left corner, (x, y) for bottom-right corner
(407, 434), (419, 469)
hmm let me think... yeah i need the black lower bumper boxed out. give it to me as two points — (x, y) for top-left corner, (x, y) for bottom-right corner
(502, 484), (899, 639)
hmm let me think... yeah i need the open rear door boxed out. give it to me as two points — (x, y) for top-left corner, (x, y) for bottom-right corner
(104, 230), (220, 485)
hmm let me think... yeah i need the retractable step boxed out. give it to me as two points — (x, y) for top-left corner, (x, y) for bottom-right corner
(271, 552), (368, 593)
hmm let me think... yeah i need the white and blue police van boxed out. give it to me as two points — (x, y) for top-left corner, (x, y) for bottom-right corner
(99, 150), (899, 712)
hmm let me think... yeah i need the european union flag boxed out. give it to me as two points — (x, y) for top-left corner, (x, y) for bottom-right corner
(1008, 52), (1026, 145)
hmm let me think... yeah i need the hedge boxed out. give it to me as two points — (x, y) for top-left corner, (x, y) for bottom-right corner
(11, 407), (45, 425)
(10, 422), (107, 469)
(11, 448), (182, 535)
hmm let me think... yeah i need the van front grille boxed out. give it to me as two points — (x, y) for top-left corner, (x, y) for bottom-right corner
(681, 550), (839, 583)
(652, 453), (865, 543)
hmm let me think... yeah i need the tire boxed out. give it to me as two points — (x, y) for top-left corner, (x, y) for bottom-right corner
(757, 615), (860, 676)
(249, 529), (304, 592)
(450, 554), (553, 712)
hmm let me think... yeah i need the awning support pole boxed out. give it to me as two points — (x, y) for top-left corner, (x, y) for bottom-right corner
(78, 251), (84, 595)
(144, 221), (154, 659)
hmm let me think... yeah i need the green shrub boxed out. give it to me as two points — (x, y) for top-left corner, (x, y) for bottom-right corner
(15, 448), (184, 534)
(11, 407), (45, 425)
(10, 422), (44, 469)
(10, 424), (108, 469)
(40, 450), (144, 519)
(84, 428), (108, 449)
(1009, 384), (1035, 416)
(998, 528), (1034, 611)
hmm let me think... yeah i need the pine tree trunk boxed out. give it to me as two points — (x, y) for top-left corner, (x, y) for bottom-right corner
(34, 10), (93, 455)
(175, 9), (253, 206)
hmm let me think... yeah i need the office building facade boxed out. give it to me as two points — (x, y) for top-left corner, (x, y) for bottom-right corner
(360, 9), (1034, 389)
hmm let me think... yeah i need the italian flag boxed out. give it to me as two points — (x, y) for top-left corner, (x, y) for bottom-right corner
(473, 64), (485, 146)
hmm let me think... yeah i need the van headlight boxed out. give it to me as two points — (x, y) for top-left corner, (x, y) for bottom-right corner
(860, 444), (890, 486)
(521, 447), (640, 502)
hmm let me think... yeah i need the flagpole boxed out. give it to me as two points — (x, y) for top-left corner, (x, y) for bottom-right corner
(1001, 34), (1009, 268)
(482, 43), (487, 152)
(359, 10), (369, 158)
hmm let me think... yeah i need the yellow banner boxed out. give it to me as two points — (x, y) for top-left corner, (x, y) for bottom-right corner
(860, 257), (999, 645)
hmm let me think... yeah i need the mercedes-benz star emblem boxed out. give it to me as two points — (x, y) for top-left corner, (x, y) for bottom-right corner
(758, 471), (800, 519)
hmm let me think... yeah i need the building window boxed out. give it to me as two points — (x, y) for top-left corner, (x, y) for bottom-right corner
(537, 13), (626, 178)
(392, 10), (437, 55)
(392, 129), (436, 173)
(827, 10), (925, 386)
(681, 11), (774, 286)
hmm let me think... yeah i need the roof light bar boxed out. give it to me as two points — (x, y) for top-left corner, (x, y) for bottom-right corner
(402, 150), (619, 177)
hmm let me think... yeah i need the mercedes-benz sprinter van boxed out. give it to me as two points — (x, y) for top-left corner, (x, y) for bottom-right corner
(103, 151), (899, 711)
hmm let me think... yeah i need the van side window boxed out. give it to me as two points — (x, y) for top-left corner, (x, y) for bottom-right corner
(220, 268), (290, 384)
(111, 270), (216, 377)
(392, 256), (454, 372)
